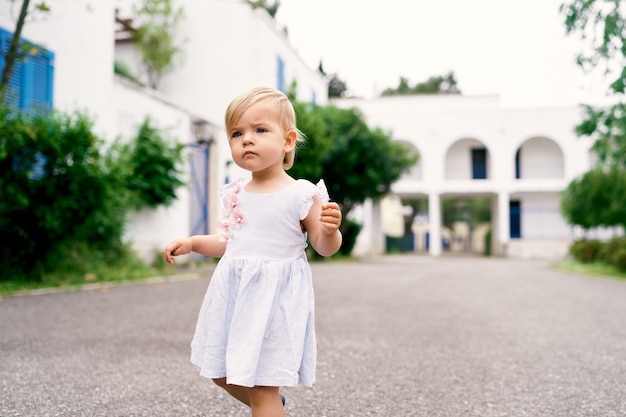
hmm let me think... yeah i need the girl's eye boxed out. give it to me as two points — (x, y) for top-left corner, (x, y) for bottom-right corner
(256, 127), (267, 133)
(231, 131), (242, 139)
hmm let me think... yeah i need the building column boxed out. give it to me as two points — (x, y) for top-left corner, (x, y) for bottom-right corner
(428, 192), (442, 256)
(497, 191), (510, 256)
(370, 198), (385, 255)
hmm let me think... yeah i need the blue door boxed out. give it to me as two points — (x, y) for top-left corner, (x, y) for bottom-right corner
(509, 200), (521, 238)
(188, 143), (210, 239)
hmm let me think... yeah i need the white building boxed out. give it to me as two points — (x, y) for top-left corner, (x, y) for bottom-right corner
(333, 94), (595, 260)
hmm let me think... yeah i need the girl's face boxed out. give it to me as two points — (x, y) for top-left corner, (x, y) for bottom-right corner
(228, 101), (296, 175)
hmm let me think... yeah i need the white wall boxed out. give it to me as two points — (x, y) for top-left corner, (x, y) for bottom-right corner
(113, 77), (199, 261)
(513, 192), (571, 240)
(115, 1), (327, 119)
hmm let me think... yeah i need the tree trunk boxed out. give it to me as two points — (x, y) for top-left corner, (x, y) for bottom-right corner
(0, 0), (31, 103)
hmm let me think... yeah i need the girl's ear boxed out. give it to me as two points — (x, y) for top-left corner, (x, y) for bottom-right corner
(284, 130), (297, 152)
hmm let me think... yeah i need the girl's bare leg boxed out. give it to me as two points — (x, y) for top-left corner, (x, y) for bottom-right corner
(213, 379), (283, 416)
(212, 378), (250, 406)
(249, 385), (283, 417)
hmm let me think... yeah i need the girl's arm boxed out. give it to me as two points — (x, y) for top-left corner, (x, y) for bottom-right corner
(163, 234), (227, 264)
(302, 195), (343, 257)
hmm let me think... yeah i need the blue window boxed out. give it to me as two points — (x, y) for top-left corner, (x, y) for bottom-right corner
(0, 26), (54, 114)
(276, 55), (285, 92)
(471, 148), (487, 179)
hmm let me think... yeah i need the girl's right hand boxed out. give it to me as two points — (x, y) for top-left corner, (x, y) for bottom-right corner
(163, 238), (192, 264)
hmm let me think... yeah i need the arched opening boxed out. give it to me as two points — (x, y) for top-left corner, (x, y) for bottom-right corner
(445, 138), (491, 180)
(515, 137), (564, 179)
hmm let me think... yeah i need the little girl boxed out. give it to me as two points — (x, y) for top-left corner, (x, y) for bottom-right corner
(163, 86), (342, 416)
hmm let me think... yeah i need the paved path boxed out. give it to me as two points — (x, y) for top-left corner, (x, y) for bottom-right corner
(1, 256), (625, 417)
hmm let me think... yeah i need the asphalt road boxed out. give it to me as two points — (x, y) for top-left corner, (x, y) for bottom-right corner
(1, 255), (625, 417)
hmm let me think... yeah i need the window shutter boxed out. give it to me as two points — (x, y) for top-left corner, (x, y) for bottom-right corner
(0, 26), (54, 114)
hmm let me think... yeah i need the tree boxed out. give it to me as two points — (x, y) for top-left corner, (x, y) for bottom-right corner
(247, 0), (280, 18)
(560, 0), (626, 166)
(287, 101), (418, 254)
(117, 117), (185, 209)
(561, 166), (626, 232)
(290, 104), (419, 219)
(381, 72), (461, 96)
(132, 0), (185, 89)
(318, 61), (348, 98)
(0, 0), (50, 103)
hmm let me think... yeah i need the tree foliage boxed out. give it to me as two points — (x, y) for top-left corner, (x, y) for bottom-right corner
(560, 166), (626, 231)
(442, 198), (491, 231)
(118, 117), (185, 209)
(287, 100), (418, 254)
(560, 0), (626, 166)
(247, 0), (280, 17)
(0, 106), (123, 278)
(132, 0), (185, 89)
(318, 61), (348, 98)
(381, 72), (461, 96)
(559, 0), (626, 232)
(0, 105), (185, 281)
(289, 103), (419, 218)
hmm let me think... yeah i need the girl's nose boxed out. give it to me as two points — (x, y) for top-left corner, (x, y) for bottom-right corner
(242, 132), (254, 145)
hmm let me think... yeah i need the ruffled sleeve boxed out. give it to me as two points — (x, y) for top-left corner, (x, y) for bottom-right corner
(299, 179), (330, 220)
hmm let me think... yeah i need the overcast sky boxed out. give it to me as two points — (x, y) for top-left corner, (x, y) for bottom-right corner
(275, 0), (613, 107)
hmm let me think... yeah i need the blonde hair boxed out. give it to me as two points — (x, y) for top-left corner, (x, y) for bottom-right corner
(225, 86), (305, 169)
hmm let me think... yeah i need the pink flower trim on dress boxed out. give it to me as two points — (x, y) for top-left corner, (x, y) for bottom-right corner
(218, 181), (245, 242)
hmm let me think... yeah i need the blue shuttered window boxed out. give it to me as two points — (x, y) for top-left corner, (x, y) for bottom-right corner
(0, 27), (54, 114)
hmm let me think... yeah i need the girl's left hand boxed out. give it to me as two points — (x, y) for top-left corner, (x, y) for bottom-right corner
(320, 202), (342, 234)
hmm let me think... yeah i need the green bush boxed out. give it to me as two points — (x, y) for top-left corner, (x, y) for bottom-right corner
(597, 237), (626, 264)
(340, 219), (362, 256)
(118, 117), (185, 209)
(483, 228), (492, 256)
(0, 107), (124, 279)
(611, 248), (626, 272)
(569, 239), (603, 263)
(0, 105), (184, 283)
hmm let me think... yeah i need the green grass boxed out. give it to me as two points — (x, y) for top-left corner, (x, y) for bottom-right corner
(0, 245), (209, 297)
(551, 260), (626, 282)
(0, 262), (175, 296)
(0, 249), (354, 297)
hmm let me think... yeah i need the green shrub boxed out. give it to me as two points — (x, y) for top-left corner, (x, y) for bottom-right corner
(597, 237), (626, 263)
(118, 117), (185, 209)
(0, 105), (184, 283)
(340, 219), (362, 255)
(612, 248), (626, 272)
(483, 228), (492, 256)
(0, 107), (125, 279)
(569, 239), (602, 263)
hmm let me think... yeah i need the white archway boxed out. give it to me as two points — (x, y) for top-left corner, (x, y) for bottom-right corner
(445, 138), (491, 180)
(515, 137), (564, 179)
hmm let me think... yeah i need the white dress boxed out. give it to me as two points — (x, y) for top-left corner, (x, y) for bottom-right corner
(190, 178), (329, 388)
